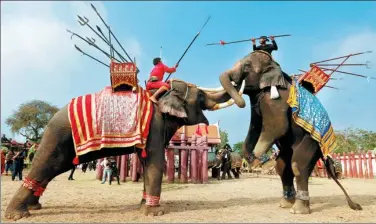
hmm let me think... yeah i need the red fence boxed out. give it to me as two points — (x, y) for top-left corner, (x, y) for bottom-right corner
(315, 150), (375, 179)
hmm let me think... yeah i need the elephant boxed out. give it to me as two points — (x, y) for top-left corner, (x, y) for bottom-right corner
(4, 78), (243, 220)
(212, 147), (242, 180)
(217, 50), (361, 214)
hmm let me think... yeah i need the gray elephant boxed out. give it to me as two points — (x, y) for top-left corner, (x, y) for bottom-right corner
(217, 50), (361, 214)
(4, 79), (240, 220)
(212, 145), (242, 180)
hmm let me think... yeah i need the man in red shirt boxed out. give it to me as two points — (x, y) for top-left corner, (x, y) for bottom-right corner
(146, 57), (178, 103)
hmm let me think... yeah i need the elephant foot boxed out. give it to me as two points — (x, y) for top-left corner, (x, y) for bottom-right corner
(138, 198), (146, 209)
(142, 205), (166, 216)
(289, 199), (310, 214)
(28, 202), (42, 210)
(279, 197), (295, 208)
(5, 203), (30, 221)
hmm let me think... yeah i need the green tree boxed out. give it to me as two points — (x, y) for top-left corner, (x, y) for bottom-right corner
(218, 129), (229, 149)
(5, 100), (59, 142)
(233, 141), (244, 153)
(334, 128), (376, 153)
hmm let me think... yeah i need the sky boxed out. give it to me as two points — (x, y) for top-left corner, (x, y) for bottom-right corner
(1, 1), (376, 145)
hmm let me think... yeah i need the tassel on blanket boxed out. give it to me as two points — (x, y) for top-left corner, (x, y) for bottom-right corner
(270, 86), (280, 99)
(141, 148), (147, 158)
(73, 156), (79, 165)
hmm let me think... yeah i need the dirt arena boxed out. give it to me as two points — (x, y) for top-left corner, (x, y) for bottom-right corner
(1, 170), (376, 223)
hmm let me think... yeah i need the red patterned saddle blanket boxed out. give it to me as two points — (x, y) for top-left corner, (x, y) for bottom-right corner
(68, 86), (153, 156)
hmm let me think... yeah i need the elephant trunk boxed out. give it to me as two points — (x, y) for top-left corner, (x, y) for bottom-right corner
(220, 73), (246, 108)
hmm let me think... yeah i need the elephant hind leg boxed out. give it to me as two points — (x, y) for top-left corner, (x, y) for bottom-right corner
(5, 112), (75, 220)
(289, 134), (321, 214)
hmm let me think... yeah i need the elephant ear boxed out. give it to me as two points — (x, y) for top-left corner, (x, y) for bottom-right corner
(157, 91), (187, 118)
(259, 61), (288, 90)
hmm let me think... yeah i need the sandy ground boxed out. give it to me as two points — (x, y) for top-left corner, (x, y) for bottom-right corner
(1, 170), (376, 223)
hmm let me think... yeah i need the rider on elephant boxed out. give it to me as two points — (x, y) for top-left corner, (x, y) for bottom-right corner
(249, 35), (291, 100)
(252, 36), (278, 55)
(146, 57), (178, 103)
(223, 143), (233, 152)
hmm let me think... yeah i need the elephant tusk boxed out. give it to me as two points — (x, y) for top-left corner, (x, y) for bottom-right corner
(197, 81), (237, 92)
(209, 80), (246, 111)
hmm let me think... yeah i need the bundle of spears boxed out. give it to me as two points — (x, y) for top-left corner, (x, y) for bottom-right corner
(66, 3), (139, 73)
(296, 51), (374, 94)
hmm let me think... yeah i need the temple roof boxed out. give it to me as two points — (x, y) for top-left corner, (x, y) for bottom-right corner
(170, 123), (221, 145)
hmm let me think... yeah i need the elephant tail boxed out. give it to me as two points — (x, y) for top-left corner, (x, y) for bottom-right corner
(323, 156), (362, 211)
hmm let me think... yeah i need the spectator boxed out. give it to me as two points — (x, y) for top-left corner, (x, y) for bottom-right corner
(12, 149), (25, 181)
(68, 166), (76, 180)
(109, 160), (120, 185)
(1, 149), (5, 175)
(5, 149), (15, 176)
(100, 157), (112, 184)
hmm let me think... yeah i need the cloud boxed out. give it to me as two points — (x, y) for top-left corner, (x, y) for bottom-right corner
(313, 29), (376, 131)
(0, 1), (143, 141)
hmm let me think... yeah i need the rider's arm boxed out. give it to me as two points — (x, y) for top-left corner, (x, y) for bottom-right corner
(271, 40), (278, 51)
(164, 65), (177, 74)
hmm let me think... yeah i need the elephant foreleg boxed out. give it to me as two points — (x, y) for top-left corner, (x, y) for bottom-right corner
(275, 149), (295, 208)
(139, 162), (147, 208)
(142, 147), (165, 216)
(5, 120), (75, 221)
(253, 93), (289, 158)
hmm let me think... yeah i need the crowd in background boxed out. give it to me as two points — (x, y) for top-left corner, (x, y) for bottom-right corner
(1, 134), (38, 180)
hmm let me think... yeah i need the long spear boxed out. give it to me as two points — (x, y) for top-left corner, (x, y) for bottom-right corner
(206, 34), (291, 46)
(67, 29), (121, 63)
(91, 4), (134, 65)
(74, 45), (109, 67)
(310, 51), (372, 65)
(77, 15), (128, 62)
(164, 15), (211, 82)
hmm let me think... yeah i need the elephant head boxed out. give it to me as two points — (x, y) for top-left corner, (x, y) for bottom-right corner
(219, 51), (289, 108)
(213, 148), (231, 168)
(157, 78), (246, 126)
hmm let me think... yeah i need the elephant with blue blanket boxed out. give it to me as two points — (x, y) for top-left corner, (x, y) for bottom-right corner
(217, 50), (362, 214)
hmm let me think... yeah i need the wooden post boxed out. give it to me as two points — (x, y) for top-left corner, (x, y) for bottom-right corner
(96, 158), (104, 180)
(202, 136), (209, 183)
(167, 148), (175, 183)
(348, 152), (353, 178)
(191, 135), (197, 183)
(352, 152), (358, 178)
(119, 155), (127, 182)
(188, 150), (191, 180)
(368, 150), (374, 179)
(358, 152), (364, 179)
(116, 156), (120, 169)
(180, 132), (188, 183)
(132, 153), (139, 182)
(364, 152), (369, 179)
(198, 149), (202, 183)
(343, 152), (348, 178)
(178, 150), (181, 179)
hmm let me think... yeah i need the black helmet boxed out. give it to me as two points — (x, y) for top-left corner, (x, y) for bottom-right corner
(153, 57), (161, 66)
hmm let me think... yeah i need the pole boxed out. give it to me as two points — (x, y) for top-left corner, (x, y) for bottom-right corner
(74, 45), (109, 67)
(164, 15), (211, 82)
(206, 34), (291, 46)
(77, 15), (127, 62)
(310, 51), (372, 65)
(91, 4), (134, 64)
